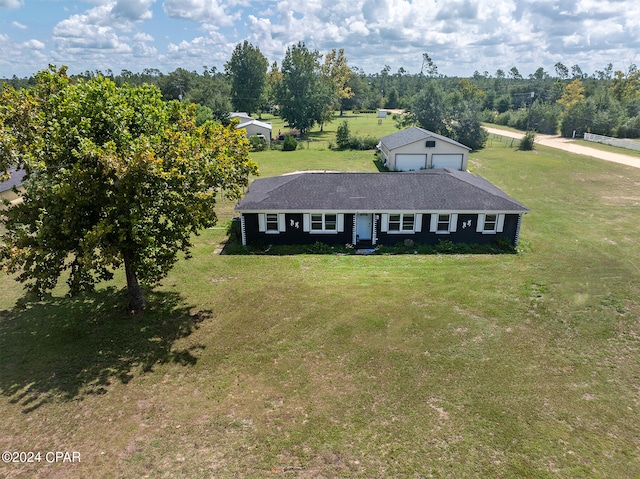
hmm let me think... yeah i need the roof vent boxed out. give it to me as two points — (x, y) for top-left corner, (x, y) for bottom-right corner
(426, 140), (436, 147)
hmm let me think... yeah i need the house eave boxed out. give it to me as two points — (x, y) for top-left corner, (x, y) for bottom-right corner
(236, 208), (529, 215)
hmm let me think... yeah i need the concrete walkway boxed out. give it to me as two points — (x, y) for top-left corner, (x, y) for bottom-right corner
(483, 126), (640, 169)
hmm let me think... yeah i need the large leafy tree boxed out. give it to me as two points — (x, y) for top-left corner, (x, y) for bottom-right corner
(225, 41), (268, 116)
(558, 79), (585, 108)
(401, 82), (487, 150)
(321, 48), (354, 116)
(0, 66), (257, 311)
(278, 42), (324, 134)
(408, 83), (449, 134)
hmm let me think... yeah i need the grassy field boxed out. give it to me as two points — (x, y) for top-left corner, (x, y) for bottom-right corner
(1, 129), (640, 478)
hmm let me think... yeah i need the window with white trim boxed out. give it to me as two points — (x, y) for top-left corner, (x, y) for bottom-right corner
(402, 214), (415, 231)
(266, 213), (279, 232)
(382, 213), (421, 234)
(304, 213), (343, 234)
(484, 214), (497, 232)
(388, 214), (401, 231)
(437, 214), (450, 232)
(429, 213), (458, 234)
(258, 213), (286, 233)
(477, 213), (505, 234)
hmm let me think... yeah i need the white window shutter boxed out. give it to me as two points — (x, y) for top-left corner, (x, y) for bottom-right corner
(303, 214), (310, 232)
(477, 214), (485, 233)
(497, 214), (505, 233)
(258, 214), (266, 232)
(450, 214), (458, 232)
(414, 213), (422, 232)
(429, 214), (438, 232)
(381, 213), (389, 233)
(278, 213), (286, 232)
(337, 214), (344, 232)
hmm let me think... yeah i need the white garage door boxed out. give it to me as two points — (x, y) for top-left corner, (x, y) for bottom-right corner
(395, 154), (427, 171)
(432, 154), (464, 170)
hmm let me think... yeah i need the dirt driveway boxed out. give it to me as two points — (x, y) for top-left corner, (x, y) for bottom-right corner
(483, 126), (640, 169)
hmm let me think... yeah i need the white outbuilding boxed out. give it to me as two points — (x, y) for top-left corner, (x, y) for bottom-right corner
(378, 127), (470, 172)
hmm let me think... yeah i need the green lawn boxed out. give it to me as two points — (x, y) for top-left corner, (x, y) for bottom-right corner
(1, 136), (640, 478)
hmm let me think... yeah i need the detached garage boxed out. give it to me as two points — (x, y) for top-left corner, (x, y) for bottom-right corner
(395, 154), (427, 171)
(379, 127), (470, 172)
(432, 154), (464, 170)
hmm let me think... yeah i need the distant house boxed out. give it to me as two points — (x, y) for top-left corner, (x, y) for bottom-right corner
(0, 167), (26, 210)
(379, 127), (470, 171)
(229, 112), (253, 122)
(235, 169), (528, 248)
(230, 112), (272, 146)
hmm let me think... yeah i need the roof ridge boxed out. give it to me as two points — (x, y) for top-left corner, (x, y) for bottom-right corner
(445, 169), (526, 206)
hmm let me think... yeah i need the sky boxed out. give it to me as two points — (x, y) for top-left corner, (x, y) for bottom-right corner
(0, 0), (639, 79)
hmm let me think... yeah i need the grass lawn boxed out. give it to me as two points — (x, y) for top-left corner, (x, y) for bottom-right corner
(2, 136), (640, 478)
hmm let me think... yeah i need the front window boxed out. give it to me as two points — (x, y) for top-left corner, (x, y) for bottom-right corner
(324, 214), (337, 231)
(311, 214), (324, 231)
(310, 213), (338, 233)
(386, 213), (416, 233)
(389, 214), (401, 231)
(483, 214), (497, 232)
(266, 213), (279, 232)
(402, 214), (415, 231)
(437, 214), (450, 233)
(479, 213), (503, 234)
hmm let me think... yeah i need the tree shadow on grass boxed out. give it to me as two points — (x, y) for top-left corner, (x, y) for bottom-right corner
(0, 287), (209, 413)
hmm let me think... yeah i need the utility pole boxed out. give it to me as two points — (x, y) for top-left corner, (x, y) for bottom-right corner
(526, 91), (535, 130)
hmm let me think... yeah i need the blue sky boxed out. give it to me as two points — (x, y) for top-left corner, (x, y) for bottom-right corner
(1, 0), (639, 79)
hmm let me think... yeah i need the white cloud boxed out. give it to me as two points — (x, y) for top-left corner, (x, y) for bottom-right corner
(163, 0), (236, 26)
(112, 0), (155, 22)
(1, 0), (639, 78)
(0, 0), (23, 8)
(134, 32), (154, 42)
(23, 39), (45, 50)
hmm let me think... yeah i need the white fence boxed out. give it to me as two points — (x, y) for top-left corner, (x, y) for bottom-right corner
(583, 133), (640, 153)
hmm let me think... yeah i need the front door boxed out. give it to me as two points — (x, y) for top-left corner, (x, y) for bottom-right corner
(356, 214), (373, 242)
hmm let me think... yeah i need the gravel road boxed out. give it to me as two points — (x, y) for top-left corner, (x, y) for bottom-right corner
(483, 127), (640, 169)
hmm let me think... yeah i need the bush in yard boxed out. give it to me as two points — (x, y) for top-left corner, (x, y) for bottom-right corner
(249, 135), (267, 151)
(349, 135), (379, 150)
(519, 130), (536, 150)
(336, 120), (351, 150)
(282, 134), (298, 151)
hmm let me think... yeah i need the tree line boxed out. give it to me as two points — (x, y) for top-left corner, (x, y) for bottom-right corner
(3, 46), (640, 145)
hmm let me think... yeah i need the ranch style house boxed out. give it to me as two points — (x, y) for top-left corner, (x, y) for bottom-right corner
(235, 169), (529, 248)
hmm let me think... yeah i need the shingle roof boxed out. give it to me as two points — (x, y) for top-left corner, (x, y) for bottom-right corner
(236, 119), (273, 130)
(236, 170), (528, 213)
(0, 167), (26, 193)
(379, 126), (471, 151)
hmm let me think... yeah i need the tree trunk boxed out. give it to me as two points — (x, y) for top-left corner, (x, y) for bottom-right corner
(124, 254), (145, 312)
